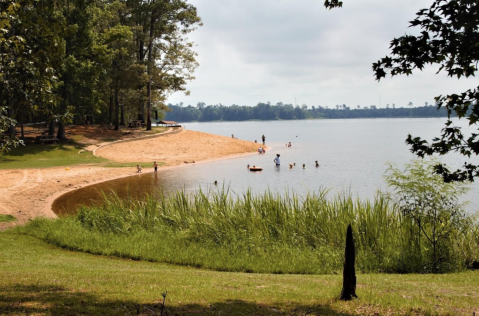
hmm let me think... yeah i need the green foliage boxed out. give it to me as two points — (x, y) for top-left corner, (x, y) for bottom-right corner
(0, 0), (201, 135)
(385, 160), (475, 272)
(15, 188), (479, 274)
(0, 106), (23, 153)
(0, 0), (65, 127)
(324, 0), (343, 9)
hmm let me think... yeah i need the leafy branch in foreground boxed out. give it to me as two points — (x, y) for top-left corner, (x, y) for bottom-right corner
(325, 0), (479, 182)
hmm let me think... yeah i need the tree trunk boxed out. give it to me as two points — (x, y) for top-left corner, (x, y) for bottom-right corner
(57, 121), (66, 141)
(120, 91), (125, 126)
(146, 80), (152, 130)
(114, 88), (120, 131)
(340, 224), (357, 301)
(109, 90), (113, 124)
(145, 13), (154, 131)
(48, 120), (55, 136)
(20, 113), (24, 139)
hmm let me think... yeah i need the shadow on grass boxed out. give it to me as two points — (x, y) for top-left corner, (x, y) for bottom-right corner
(3, 143), (78, 158)
(0, 284), (356, 316)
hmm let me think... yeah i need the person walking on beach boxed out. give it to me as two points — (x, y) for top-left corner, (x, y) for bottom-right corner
(137, 165), (142, 173)
(274, 154), (280, 166)
(262, 135), (266, 145)
(153, 161), (158, 172)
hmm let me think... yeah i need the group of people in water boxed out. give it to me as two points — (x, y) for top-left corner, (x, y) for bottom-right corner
(252, 134), (320, 170)
(135, 134), (318, 175)
(272, 156), (319, 168)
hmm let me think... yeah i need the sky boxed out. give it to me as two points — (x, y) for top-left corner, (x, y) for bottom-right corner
(166, 0), (477, 109)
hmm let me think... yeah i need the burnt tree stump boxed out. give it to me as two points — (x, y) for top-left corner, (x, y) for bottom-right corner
(340, 223), (357, 300)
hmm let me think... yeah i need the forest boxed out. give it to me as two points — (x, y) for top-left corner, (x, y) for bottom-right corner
(0, 0), (201, 140)
(165, 102), (450, 122)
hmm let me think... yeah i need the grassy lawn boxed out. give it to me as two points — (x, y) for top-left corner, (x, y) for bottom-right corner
(0, 144), (106, 169)
(0, 144), (161, 169)
(0, 125), (170, 169)
(1, 233), (478, 316)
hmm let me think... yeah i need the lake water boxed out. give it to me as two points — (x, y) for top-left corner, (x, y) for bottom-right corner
(53, 118), (479, 215)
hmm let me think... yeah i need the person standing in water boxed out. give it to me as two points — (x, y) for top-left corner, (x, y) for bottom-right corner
(274, 154), (280, 166)
(153, 161), (158, 172)
(262, 134), (266, 145)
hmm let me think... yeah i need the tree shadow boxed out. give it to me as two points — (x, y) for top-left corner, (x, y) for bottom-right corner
(0, 284), (361, 316)
(2, 143), (77, 158)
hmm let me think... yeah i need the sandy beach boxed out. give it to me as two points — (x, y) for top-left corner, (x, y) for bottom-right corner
(0, 128), (260, 230)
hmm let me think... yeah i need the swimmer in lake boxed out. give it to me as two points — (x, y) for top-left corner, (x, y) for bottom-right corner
(274, 154), (280, 166)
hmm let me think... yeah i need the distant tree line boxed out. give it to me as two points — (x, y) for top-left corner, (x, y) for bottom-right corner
(165, 102), (450, 122)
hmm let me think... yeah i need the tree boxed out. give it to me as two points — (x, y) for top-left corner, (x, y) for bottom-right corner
(56, 0), (99, 140)
(385, 160), (470, 272)
(324, 0), (479, 182)
(0, 0), (65, 139)
(127, 0), (201, 130)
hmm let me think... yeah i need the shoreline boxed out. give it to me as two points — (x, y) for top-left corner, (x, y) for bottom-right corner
(0, 129), (267, 230)
(44, 145), (272, 218)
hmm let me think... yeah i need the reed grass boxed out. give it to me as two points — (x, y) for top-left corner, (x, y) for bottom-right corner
(14, 189), (479, 274)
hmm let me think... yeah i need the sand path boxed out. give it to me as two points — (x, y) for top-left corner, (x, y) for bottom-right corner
(0, 128), (260, 230)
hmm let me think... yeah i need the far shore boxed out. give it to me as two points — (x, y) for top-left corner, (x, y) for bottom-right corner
(0, 128), (266, 230)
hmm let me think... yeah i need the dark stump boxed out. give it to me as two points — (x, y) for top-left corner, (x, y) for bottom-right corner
(340, 223), (357, 300)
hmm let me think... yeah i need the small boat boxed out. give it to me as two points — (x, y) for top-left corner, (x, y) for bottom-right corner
(249, 166), (263, 171)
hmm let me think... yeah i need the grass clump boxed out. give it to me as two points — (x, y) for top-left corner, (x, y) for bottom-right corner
(0, 214), (16, 223)
(14, 187), (479, 274)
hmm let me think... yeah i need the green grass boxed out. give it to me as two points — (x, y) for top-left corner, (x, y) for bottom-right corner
(1, 233), (478, 316)
(0, 214), (16, 223)
(14, 189), (479, 274)
(0, 126), (170, 169)
(0, 144), (106, 169)
(0, 144), (158, 169)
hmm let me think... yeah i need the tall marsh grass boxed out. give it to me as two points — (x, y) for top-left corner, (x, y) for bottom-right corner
(15, 189), (479, 274)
